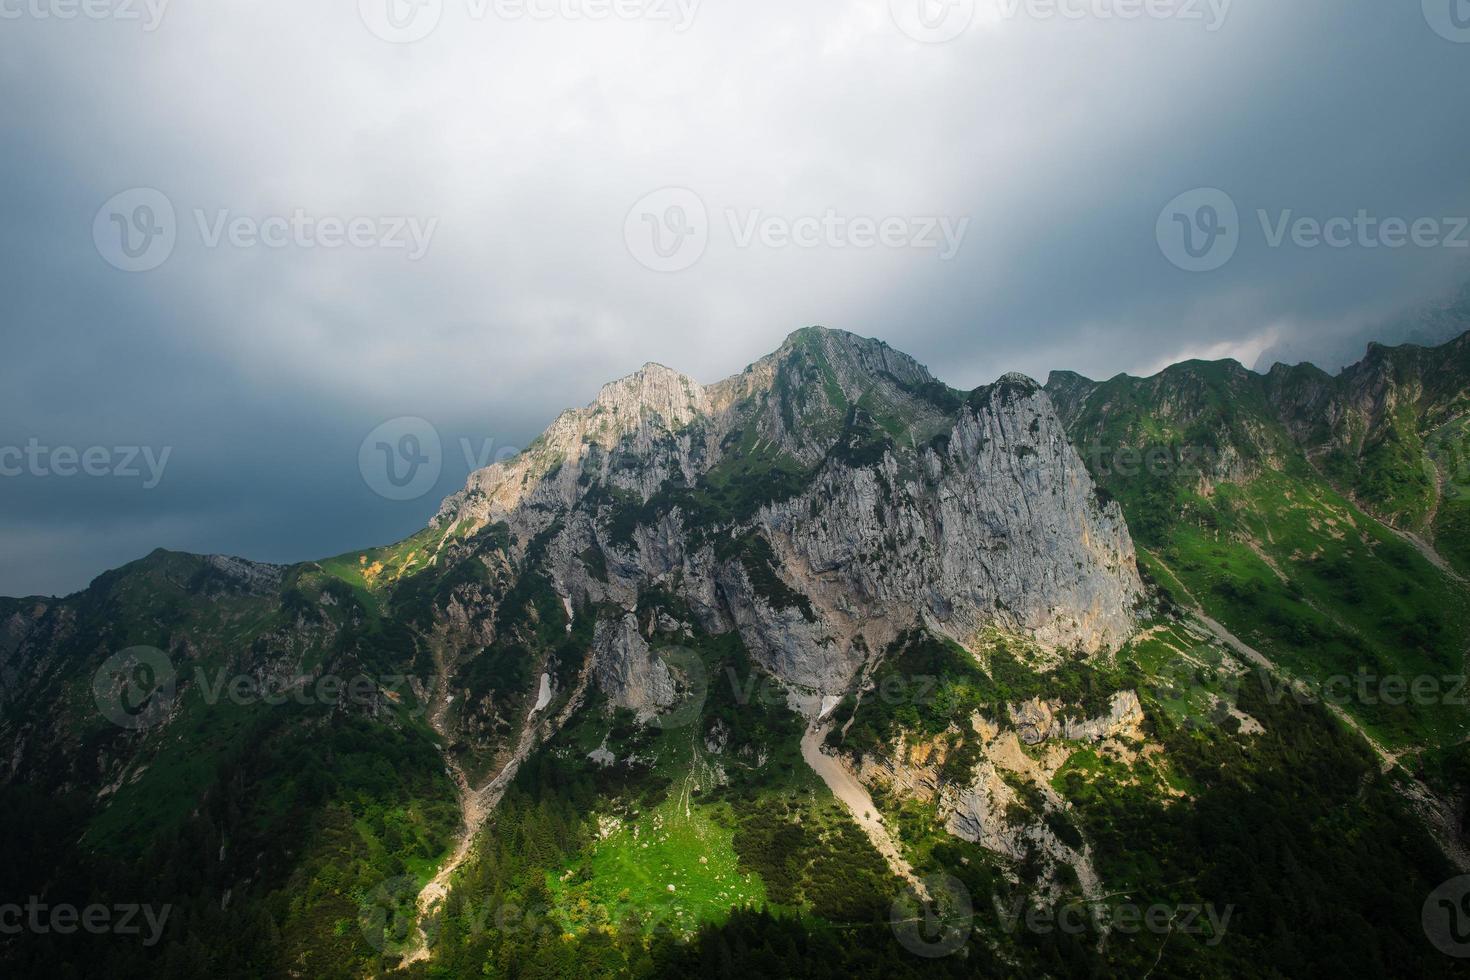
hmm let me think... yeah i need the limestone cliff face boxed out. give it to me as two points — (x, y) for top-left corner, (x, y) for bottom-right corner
(433, 329), (952, 539)
(1008, 690), (1144, 745)
(433, 327), (1144, 710)
(591, 613), (675, 719)
(756, 376), (1140, 676)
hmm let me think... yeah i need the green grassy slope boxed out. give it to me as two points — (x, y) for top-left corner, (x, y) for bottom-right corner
(1048, 346), (1470, 751)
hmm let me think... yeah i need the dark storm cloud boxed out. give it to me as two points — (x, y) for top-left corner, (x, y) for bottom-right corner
(2, 0), (1468, 595)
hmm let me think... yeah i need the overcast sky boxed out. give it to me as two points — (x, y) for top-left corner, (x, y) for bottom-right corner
(3, 0), (1469, 596)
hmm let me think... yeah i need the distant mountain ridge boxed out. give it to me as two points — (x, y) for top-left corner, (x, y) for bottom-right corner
(1252, 281), (1470, 373)
(1047, 328), (1470, 569)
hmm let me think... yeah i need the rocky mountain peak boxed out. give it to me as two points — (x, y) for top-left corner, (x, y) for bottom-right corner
(591, 362), (707, 433)
(434, 327), (1144, 703)
(995, 371), (1041, 388)
(772, 324), (938, 392)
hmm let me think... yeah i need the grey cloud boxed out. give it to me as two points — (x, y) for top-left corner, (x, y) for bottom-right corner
(2, 0), (1468, 595)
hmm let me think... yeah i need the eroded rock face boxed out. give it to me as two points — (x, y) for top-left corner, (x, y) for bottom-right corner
(853, 692), (1147, 900)
(592, 614), (675, 719)
(1009, 691), (1145, 746)
(757, 381), (1141, 674)
(202, 554), (286, 593)
(943, 760), (1029, 861)
(433, 327), (1143, 702)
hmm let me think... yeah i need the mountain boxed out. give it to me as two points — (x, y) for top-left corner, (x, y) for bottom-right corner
(1252, 280), (1470, 375)
(1271, 332), (1470, 558)
(3, 327), (1469, 978)
(1046, 332), (1470, 741)
(432, 327), (1141, 697)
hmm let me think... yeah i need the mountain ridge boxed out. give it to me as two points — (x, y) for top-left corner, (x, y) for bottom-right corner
(426, 324), (1140, 702)
(4, 325), (1470, 979)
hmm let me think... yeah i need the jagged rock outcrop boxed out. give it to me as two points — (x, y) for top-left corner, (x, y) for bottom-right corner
(592, 613), (675, 719)
(757, 375), (1140, 670)
(851, 692), (1146, 897)
(433, 327), (1144, 701)
(943, 758), (1031, 860)
(1008, 691), (1144, 745)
